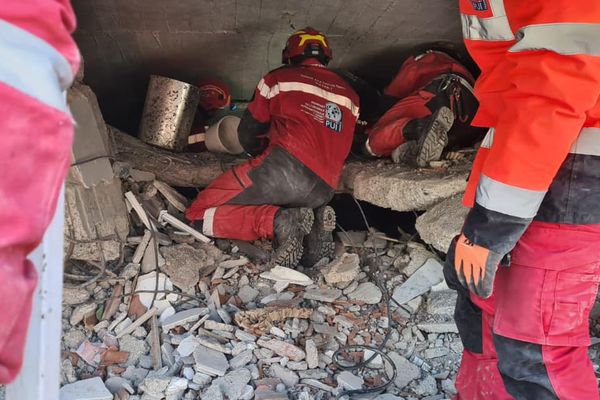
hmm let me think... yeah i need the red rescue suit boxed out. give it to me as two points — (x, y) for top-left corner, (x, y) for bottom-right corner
(365, 51), (476, 157)
(186, 60), (359, 240)
(0, 0), (79, 383)
(446, 1), (600, 399)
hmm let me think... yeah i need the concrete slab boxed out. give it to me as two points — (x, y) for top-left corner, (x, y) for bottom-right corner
(416, 194), (469, 253)
(341, 160), (470, 212)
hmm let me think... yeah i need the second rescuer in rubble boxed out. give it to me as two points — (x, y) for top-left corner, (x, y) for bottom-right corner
(186, 28), (359, 268)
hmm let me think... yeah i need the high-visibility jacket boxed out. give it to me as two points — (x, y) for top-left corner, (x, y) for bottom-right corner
(0, 0), (79, 383)
(238, 60), (360, 189)
(460, 0), (600, 254)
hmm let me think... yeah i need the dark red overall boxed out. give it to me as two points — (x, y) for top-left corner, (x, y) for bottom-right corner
(186, 60), (359, 241)
(365, 51), (476, 157)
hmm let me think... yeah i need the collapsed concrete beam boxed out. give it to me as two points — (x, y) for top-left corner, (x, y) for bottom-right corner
(341, 160), (470, 212)
(112, 128), (470, 215)
(415, 194), (469, 253)
(110, 126), (241, 188)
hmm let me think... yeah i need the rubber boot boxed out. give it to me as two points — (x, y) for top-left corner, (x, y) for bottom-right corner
(272, 208), (314, 267)
(415, 106), (455, 167)
(301, 206), (336, 267)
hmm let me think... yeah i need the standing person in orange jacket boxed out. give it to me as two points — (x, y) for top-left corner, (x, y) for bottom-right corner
(445, 0), (600, 398)
(0, 0), (79, 383)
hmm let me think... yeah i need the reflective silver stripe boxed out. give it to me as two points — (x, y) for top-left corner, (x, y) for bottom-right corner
(0, 19), (73, 113)
(487, 0), (508, 16)
(461, 14), (515, 41)
(476, 174), (546, 219)
(571, 127), (600, 156)
(268, 81), (360, 117)
(480, 128), (495, 149)
(202, 207), (217, 237)
(256, 78), (270, 98)
(511, 23), (600, 56)
(482, 127), (600, 156)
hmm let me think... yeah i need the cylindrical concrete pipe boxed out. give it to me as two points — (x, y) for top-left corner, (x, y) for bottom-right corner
(205, 116), (244, 155)
(138, 75), (200, 152)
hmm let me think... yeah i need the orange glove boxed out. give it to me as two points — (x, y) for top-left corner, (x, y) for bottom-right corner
(454, 233), (503, 298)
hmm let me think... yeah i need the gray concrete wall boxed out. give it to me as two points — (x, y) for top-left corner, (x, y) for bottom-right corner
(73, 0), (463, 133)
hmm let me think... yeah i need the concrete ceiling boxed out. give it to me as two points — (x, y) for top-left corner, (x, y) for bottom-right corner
(73, 0), (463, 133)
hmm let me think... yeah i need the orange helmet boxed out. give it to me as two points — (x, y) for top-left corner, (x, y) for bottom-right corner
(282, 27), (332, 65)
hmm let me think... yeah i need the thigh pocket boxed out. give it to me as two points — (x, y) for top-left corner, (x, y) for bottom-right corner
(546, 268), (600, 345)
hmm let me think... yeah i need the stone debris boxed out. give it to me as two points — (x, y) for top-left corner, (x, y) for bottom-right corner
(176, 335), (201, 357)
(417, 322), (459, 333)
(260, 266), (313, 286)
(416, 194), (468, 253)
(119, 335), (149, 366)
(234, 307), (311, 335)
(135, 271), (175, 309)
(59, 377), (112, 400)
(104, 377), (135, 395)
(237, 285), (260, 304)
(60, 155), (467, 400)
(70, 302), (97, 326)
(257, 339), (305, 361)
(305, 339), (319, 369)
(427, 290), (458, 317)
(269, 364), (299, 387)
(63, 287), (92, 305)
(392, 258), (444, 305)
(347, 282), (382, 304)
(402, 242), (437, 277)
(389, 353), (421, 389)
(303, 287), (342, 303)
(322, 253), (360, 284)
(161, 244), (210, 293)
(336, 371), (364, 391)
(161, 307), (207, 331)
(194, 345), (230, 376)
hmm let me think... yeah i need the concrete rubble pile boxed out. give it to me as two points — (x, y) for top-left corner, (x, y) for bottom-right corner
(61, 202), (463, 400)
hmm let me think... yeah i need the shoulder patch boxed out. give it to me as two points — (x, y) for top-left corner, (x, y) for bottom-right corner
(471, 0), (488, 11)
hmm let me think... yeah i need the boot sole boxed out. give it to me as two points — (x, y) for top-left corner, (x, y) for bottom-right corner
(301, 206), (336, 267)
(416, 106), (454, 167)
(272, 208), (314, 268)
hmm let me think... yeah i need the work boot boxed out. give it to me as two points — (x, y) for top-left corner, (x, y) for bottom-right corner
(414, 106), (455, 167)
(301, 206), (336, 268)
(272, 208), (314, 268)
(391, 141), (418, 164)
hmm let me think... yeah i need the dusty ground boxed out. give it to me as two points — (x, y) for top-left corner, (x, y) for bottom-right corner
(60, 202), (462, 399)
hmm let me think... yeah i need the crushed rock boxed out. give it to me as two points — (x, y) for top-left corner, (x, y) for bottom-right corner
(61, 167), (468, 400)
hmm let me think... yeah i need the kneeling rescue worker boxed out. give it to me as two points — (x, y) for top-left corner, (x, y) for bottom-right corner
(186, 28), (359, 268)
(446, 0), (600, 399)
(364, 48), (482, 167)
